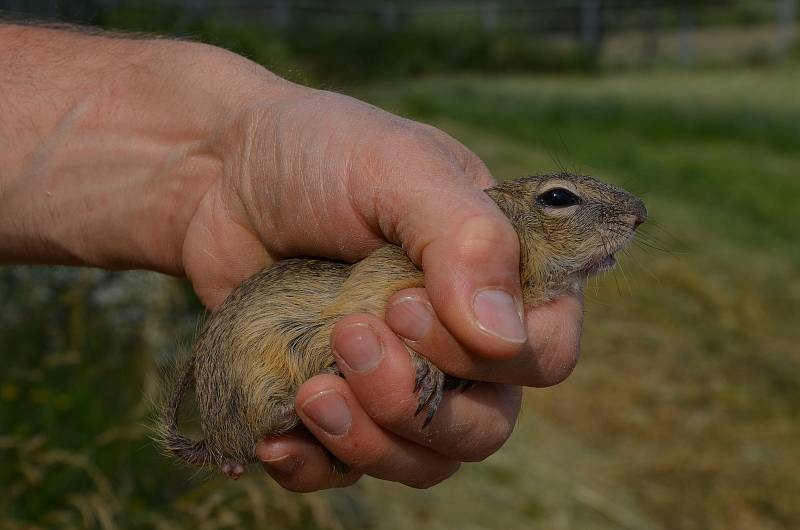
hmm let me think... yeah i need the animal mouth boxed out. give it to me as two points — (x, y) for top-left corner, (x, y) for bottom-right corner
(588, 254), (617, 274)
(583, 230), (635, 277)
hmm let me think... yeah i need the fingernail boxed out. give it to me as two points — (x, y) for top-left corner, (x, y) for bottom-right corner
(386, 296), (432, 342)
(261, 454), (302, 475)
(301, 390), (352, 436)
(473, 289), (527, 343)
(333, 323), (383, 373)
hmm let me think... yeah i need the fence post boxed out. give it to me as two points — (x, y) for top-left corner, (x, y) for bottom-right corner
(678, 9), (695, 66)
(777, 0), (797, 59)
(580, 0), (601, 55)
(641, 2), (661, 66)
(273, 0), (291, 28)
(380, 2), (398, 31)
(481, 1), (498, 33)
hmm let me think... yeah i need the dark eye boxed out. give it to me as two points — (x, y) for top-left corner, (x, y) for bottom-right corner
(537, 188), (581, 207)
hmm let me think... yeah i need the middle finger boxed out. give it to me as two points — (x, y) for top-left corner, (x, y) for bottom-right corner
(331, 314), (522, 462)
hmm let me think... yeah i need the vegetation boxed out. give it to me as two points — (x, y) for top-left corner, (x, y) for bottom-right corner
(2, 63), (798, 529)
(2, 1), (799, 526)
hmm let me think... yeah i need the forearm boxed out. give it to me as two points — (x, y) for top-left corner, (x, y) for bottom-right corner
(0, 24), (294, 273)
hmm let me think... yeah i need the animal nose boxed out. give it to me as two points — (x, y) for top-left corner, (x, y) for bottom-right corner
(633, 201), (647, 229)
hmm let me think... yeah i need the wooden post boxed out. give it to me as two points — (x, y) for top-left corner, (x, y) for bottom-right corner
(678, 9), (695, 66)
(380, 2), (398, 31)
(481, 1), (498, 34)
(273, 0), (291, 28)
(641, 2), (661, 66)
(777, 0), (797, 59)
(580, 0), (601, 57)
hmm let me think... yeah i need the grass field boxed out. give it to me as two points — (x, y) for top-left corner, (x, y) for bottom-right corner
(2, 66), (799, 529)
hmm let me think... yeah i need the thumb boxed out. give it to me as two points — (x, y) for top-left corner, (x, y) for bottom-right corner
(364, 166), (527, 360)
(419, 194), (527, 359)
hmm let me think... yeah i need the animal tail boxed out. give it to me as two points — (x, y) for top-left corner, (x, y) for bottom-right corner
(156, 355), (214, 467)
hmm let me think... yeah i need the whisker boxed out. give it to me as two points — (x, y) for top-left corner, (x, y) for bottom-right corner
(601, 224), (675, 255)
(583, 290), (616, 309)
(634, 239), (675, 254)
(621, 246), (658, 281)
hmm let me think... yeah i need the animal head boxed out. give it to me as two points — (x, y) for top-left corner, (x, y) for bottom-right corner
(487, 173), (647, 306)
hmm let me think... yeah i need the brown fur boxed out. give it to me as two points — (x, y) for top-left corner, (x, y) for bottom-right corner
(156, 173), (646, 478)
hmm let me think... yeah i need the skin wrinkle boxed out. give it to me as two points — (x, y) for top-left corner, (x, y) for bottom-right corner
(342, 147), (383, 258)
(228, 122), (278, 262)
(434, 388), (518, 461)
(298, 144), (322, 236)
(236, 108), (266, 230)
(258, 111), (283, 242)
(154, 143), (221, 272)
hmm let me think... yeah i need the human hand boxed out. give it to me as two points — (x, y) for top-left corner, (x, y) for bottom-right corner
(0, 27), (582, 491)
(181, 85), (583, 490)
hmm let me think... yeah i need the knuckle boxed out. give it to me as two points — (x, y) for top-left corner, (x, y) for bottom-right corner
(543, 355), (579, 387)
(279, 479), (324, 494)
(381, 126), (435, 158)
(365, 394), (419, 429)
(280, 471), (359, 493)
(405, 462), (461, 489)
(343, 440), (395, 472)
(538, 331), (581, 387)
(454, 413), (516, 462)
(414, 121), (452, 140)
(527, 311), (582, 387)
(462, 151), (494, 186)
(455, 215), (519, 263)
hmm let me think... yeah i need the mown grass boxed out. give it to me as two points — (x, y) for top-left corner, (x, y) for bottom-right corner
(2, 66), (799, 529)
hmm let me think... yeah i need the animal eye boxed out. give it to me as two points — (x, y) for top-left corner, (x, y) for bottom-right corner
(537, 188), (581, 207)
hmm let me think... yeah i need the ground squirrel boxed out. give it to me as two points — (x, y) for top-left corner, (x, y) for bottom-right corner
(157, 173), (647, 479)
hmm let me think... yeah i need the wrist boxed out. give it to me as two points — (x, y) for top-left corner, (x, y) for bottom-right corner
(0, 26), (303, 275)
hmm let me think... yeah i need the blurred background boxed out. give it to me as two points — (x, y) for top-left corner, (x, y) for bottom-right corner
(1, 1), (798, 529)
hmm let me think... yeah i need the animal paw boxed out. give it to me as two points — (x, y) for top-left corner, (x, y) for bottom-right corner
(221, 462), (246, 480)
(410, 350), (471, 428)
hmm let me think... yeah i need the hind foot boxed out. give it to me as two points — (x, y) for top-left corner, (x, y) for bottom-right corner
(221, 462), (246, 480)
(409, 349), (471, 428)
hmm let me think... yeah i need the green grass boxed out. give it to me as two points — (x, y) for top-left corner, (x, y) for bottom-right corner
(2, 66), (799, 529)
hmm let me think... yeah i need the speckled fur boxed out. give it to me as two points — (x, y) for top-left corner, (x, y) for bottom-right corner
(157, 173), (646, 477)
